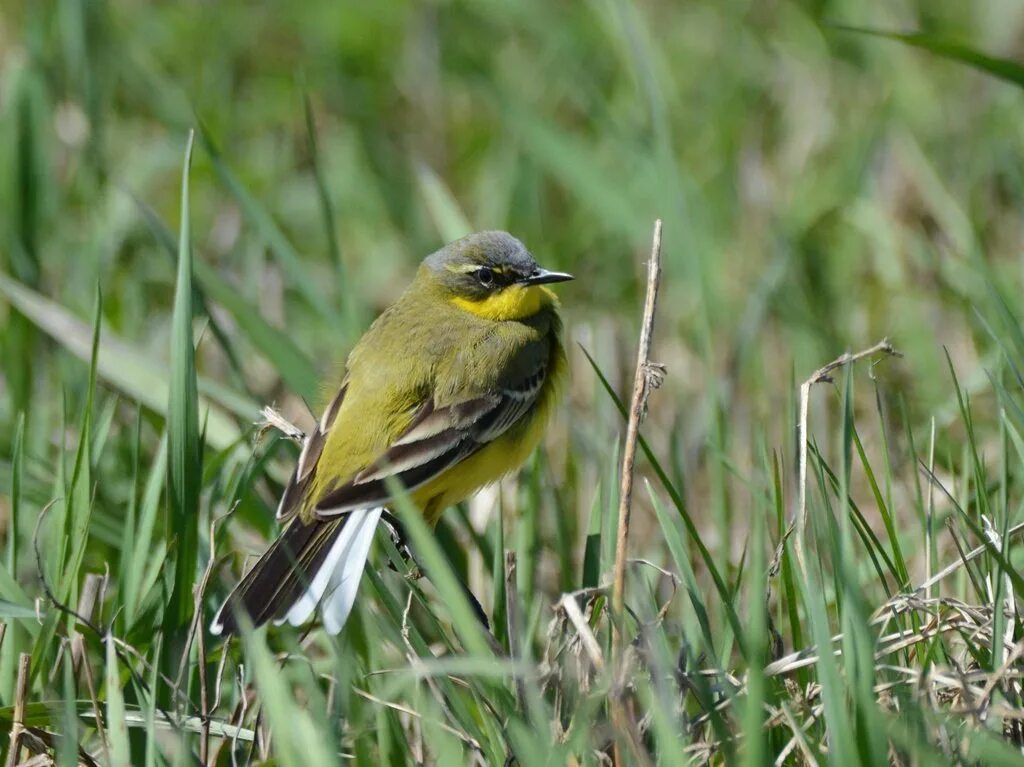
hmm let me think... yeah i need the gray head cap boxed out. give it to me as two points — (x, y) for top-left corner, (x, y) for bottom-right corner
(423, 231), (537, 274)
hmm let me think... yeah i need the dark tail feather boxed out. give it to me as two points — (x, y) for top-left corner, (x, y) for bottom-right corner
(210, 518), (344, 636)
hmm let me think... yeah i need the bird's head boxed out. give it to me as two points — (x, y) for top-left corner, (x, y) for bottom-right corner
(421, 231), (573, 321)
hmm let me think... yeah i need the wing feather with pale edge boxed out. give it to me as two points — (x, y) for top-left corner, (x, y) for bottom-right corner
(274, 384), (347, 521)
(312, 357), (549, 517)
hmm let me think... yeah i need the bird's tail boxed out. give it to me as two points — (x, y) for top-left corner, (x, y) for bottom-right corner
(210, 507), (383, 636)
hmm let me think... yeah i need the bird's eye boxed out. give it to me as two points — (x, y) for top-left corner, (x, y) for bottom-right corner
(476, 267), (495, 287)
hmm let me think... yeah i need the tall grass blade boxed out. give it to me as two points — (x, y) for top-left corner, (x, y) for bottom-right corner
(415, 162), (473, 242)
(59, 290), (101, 602)
(836, 26), (1024, 89)
(123, 434), (167, 627)
(58, 656), (78, 767)
(7, 413), (23, 573)
(740, 499), (767, 767)
(135, 199), (321, 403)
(105, 634), (132, 767)
(581, 345), (746, 654)
(303, 92), (359, 339)
(164, 130), (201, 660)
(388, 481), (493, 658)
(197, 124), (336, 321)
(0, 272), (246, 448)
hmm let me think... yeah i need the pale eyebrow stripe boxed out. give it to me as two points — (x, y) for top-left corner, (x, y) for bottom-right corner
(446, 263), (506, 275)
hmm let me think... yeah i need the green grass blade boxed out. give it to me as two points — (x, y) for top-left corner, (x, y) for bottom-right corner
(740, 500), (767, 767)
(851, 425), (909, 587)
(197, 123), (336, 321)
(164, 129), (201, 655)
(243, 629), (338, 766)
(0, 565), (35, 628)
(303, 92), (359, 340)
(59, 290), (101, 602)
(581, 345), (746, 656)
(7, 413), (23, 573)
(646, 482), (714, 657)
(388, 480), (493, 658)
(123, 434), (167, 626)
(581, 481), (603, 589)
(134, 199), (321, 404)
(131, 194), (252, 394)
(105, 634), (132, 767)
(836, 26), (1024, 89)
(490, 493), (508, 651)
(415, 162), (473, 242)
(0, 599), (36, 619)
(0, 272), (246, 449)
(58, 655), (78, 767)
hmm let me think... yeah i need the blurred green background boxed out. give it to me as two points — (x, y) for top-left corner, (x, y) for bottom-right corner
(3, 0), (1024, 762)
(4, 3), (1022, 405)
(1, 0), (1021, 624)
(4, 0), (1023, 550)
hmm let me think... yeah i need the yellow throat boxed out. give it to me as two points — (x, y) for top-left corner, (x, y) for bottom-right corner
(450, 284), (558, 321)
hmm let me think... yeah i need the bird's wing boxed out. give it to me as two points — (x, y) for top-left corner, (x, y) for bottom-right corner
(275, 383), (348, 521)
(312, 350), (551, 517)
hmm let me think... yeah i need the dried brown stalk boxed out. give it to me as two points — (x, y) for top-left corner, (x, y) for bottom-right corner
(788, 338), (900, 576)
(610, 219), (664, 765)
(611, 219), (664, 639)
(5, 653), (31, 767)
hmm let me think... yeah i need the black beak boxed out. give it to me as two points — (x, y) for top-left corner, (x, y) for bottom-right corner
(521, 268), (574, 286)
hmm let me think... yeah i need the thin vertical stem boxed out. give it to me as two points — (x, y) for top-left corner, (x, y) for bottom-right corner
(5, 653), (31, 767)
(611, 219), (664, 642)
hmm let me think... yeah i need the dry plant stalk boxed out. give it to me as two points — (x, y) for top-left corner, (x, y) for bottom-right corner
(5, 653), (31, 767)
(611, 219), (664, 641)
(610, 220), (664, 766)
(790, 338), (899, 576)
(557, 591), (606, 673)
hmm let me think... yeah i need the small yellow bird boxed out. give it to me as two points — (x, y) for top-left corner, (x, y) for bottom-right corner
(212, 231), (571, 635)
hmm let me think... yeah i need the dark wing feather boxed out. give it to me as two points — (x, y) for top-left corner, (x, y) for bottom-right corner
(313, 358), (549, 517)
(210, 515), (345, 635)
(275, 384), (347, 521)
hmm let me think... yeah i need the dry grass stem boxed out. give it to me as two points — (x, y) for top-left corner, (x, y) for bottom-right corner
(5, 653), (31, 767)
(353, 687), (484, 751)
(611, 219), (664, 643)
(257, 406), (306, 443)
(791, 338), (900, 575)
(609, 219), (664, 766)
(556, 591), (606, 673)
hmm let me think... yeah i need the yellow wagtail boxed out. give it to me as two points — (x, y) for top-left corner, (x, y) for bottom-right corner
(211, 231), (571, 635)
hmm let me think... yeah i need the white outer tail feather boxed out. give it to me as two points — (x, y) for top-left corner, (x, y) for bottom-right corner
(276, 507), (383, 634)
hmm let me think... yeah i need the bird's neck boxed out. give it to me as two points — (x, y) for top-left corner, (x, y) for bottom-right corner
(450, 284), (558, 322)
